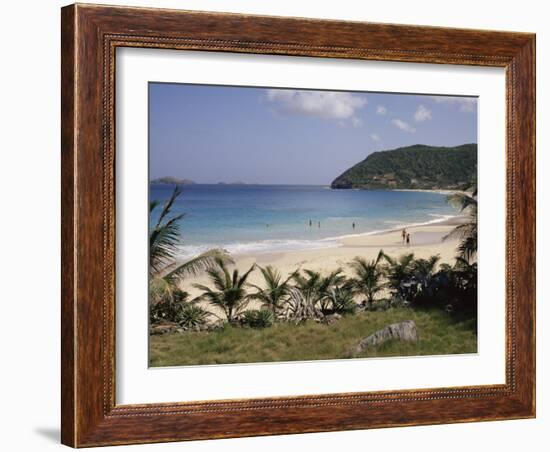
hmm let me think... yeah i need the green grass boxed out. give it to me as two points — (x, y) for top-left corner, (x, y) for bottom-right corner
(149, 308), (477, 367)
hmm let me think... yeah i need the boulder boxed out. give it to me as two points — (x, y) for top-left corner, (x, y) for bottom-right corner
(150, 321), (179, 335)
(203, 320), (225, 332)
(352, 320), (418, 354)
(323, 313), (343, 325)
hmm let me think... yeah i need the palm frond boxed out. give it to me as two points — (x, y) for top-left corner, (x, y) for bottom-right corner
(446, 192), (477, 213)
(444, 189), (478, 262)
(166, 249), (233, 279)
(380, 250), (395, 265)
(149, 199), (161, 213)
(149, 214), (186, 275)
(192, 259), (256, 322)
(443, 222), (476, 242)
(238, 264), (257, 287)
(154, 186), (182, 229)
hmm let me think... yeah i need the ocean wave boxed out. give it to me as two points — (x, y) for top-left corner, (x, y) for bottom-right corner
(174, 214), (458, 260)
(175, 239), (340, 259)
(319, 214), (458, 242)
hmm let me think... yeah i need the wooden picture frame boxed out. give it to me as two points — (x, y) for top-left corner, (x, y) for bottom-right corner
(61, 3), (536, 447)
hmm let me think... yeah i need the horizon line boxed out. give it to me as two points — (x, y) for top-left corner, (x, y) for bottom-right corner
(149, 182), (331, 186)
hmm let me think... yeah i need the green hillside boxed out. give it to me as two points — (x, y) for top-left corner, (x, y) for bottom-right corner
(150, 176), (195, 185)
(331, 144), (477, 190)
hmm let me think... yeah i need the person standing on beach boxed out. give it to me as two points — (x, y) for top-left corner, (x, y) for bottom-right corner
(406, 233), (411, 247)
(401, 228), (407, 244)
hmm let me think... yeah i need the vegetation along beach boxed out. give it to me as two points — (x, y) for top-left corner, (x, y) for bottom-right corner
(148, 84), (478, 366)
(149, 181), (478, 366)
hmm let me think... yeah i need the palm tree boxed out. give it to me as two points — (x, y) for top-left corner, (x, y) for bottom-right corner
(149, 187), (184, 277)
(444, 188), (477, 262)
(292, 268), (345, 314)
(325, 285), (357, 315)
(149, 275), (185, 306)
(412, 255), (441, 288)
(292, 269), (323, 296)
(409, 254), (441, 303)
(149, 186), (232, 279)
(349, 251), (385, 308)
(381, 251), (416, 298)
(193, 258), (256, 323)
(148, 186), (233, 326)
(317, 268), (347, 314)
(149, 275), (190, 323)
(249, 266), (296, 316)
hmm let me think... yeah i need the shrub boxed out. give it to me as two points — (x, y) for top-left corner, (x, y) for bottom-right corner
(349, 253), (385, 308)
(282, 288), (323, 324)
(240, 309), (274, 328)
(149, 285), (190, 324)
(175, 305), (210, 331)
(399, 259), (477, 318)
(326, 286), (357, 315)
(389, 295), (410, 309)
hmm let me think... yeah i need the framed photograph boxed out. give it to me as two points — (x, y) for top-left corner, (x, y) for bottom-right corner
(61, 4), (536, 447)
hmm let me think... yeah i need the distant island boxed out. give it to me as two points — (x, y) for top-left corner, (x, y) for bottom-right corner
(331, 143), (477, 190)
(217, 181), (248, 185)
(150, 176), (195, 185)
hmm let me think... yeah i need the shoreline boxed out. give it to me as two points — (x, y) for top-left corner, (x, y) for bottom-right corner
(391, 188), (471, 195)
(316, 213), (466, 244)
(175, 214), (467, 261)
(177, 219), (464, 308)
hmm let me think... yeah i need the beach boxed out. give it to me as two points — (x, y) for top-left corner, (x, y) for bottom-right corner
(151, 213), (478, 365)
(179, 217), (464, 306)
(148, 184), (467, 310)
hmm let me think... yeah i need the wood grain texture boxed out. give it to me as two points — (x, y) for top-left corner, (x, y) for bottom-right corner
(60, 5), (76, 447)
(60, 3), (536, 447)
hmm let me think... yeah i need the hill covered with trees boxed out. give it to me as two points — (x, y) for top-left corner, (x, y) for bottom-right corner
(150, 176), (195, 185)
(331, 144), (477, 190)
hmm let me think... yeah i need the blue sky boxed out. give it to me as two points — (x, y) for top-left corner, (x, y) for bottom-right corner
(149, 83), (477, 185)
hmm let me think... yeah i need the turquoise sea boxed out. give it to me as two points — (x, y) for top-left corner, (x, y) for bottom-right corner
(149, 184), (458, 259)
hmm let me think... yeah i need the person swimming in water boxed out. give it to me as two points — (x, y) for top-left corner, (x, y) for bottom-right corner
(352, 222), (356, 229)
(309, 219), (312, 227)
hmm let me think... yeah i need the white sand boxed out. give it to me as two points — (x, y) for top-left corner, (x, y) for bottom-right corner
(178, 220), (463, 310)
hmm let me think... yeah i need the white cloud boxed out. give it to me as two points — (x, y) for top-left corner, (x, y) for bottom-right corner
(370, 133), (381, 142)
(265, 89), (367, 122)
(391, 119), (416, 133)
(414, 105), (432, 122)
(376, 105), (387, 115)
(431, 96), (477, 113)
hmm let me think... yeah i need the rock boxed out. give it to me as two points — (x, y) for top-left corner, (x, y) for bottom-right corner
(150, 322), (179, 335)
(323, 313), (342, 325)
(352, 320), (418, 353)
(200, 320), (224, 332)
